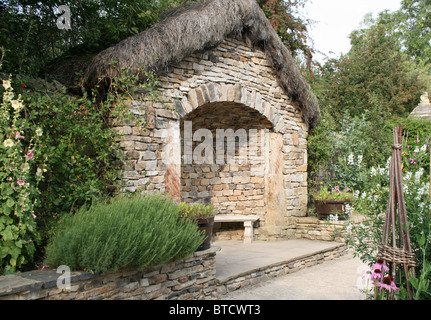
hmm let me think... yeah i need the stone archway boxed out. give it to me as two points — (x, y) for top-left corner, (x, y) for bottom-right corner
(175, 83), (286, 134)
(176, 88), (289, 240)
(160, 82), (297, 239)
(180, 101), (271, 215)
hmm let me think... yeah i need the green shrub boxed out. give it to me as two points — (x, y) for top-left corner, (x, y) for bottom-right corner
(20, 82), (122, 216)
(44, 194), (205, 273)
(177, 202), (216, 219)
(0, 59), (164, 272)
(385, 116), (431, 150)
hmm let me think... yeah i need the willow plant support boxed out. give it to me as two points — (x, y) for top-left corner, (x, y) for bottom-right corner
(379, 125), (416, 300)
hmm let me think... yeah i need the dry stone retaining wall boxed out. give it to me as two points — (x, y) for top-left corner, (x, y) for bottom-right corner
(0, 243), (349, 300)
(0, 248), (219, 300)
(294, 214), (368, 242)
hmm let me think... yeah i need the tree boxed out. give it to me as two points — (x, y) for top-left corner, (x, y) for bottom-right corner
(0, 0), (190, 76)
(389, 0), (431, 66)
(375, 0), (431, 91)
(313, 21), (424, 122)
(257, 0), (314, 69)
(0, 0), (314, 77)
(307, 11), (427, 189)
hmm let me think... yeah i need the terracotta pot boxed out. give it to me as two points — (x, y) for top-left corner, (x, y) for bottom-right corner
(195, 216), (215, 251)
(314, 200), (350, 220)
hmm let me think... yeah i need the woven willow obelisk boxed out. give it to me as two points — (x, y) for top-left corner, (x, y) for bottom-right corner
(379, 125), (416, 299)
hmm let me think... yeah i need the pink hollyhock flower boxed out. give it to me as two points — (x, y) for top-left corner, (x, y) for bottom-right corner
(17, 179), (25, 186)
(32, 214), (37, 219)
(26, 149), (34, 160)
(377, 276), (399, 292)
(15, 132), (24, 139)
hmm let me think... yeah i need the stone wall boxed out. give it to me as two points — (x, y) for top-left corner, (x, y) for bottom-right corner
(181, 102), (269, 216)
(112, 37), (309, 240)
(294, 214), (367, 242)
(0, 248), (219, 300)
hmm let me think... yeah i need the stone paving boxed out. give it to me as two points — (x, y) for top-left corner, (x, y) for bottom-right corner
(218, 245), (369, 300)
(213, 239), (368, 299)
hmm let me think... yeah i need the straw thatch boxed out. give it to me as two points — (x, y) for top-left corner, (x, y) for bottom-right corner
(83, 0), (320, 128)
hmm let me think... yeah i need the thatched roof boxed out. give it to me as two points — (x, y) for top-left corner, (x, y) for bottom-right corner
(83, 0), (320, 128)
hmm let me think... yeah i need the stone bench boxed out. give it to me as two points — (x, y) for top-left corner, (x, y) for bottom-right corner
(214, 215), (260, 244)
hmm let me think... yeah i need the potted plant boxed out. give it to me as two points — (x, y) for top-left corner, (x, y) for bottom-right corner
(312, 185), (353, 220)
(178, 202), (216, 251)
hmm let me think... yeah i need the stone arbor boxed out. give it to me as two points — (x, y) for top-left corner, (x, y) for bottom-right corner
(83, 0), (319, 241)
(110, 38), (310, 240)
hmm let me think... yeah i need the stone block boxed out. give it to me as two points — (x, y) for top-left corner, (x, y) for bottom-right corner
(145, 160), (158, 171)
(141, 151), (156, 161)
(115, 126), (133, 135)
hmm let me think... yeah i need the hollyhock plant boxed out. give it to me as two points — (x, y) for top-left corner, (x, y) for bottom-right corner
(1, 75), (46, 274)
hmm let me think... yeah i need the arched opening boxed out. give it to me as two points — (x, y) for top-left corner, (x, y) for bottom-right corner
(180, 101), (274, 239)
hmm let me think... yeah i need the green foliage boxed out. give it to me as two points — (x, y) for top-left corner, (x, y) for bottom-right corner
(312, 25), (424, 122)
(0, 0), (193, 76)
(308, 111), (392, 191)
(258, 0), (313, 67)
(0, 55), (164, 273)
(397, 230), (431, 300)
(306, 107), (337, 185)
(385, 117), (431, 150)
(313, 185), (353, 202)
(0, 0), (315, 76)
(0, 76), (46, 274)
(44, 194), (205, 273)
(345, 133), (431, 297)
(378, 0), (431, 68)
(177, 202), (216, 219)
(22, 88), (120, 216)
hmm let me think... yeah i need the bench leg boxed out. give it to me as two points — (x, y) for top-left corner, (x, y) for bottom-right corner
(243, 221), (253, 244)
